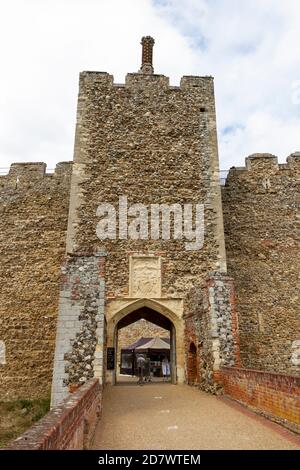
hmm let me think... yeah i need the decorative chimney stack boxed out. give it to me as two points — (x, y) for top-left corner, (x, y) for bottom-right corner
(139, 36), (155, 74)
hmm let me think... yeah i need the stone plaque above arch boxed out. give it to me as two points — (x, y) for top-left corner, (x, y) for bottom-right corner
(129, 254), (161, 298)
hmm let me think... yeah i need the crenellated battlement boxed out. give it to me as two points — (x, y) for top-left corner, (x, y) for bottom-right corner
(287, 151), (300, 168)
(0, 161), (73, 193)
(77, 34), (213, 95)
(78, 70), (214, 95)
(225, 152), (300, 186)
(246, 153), (279, 171)
(0, 161), (72, 182)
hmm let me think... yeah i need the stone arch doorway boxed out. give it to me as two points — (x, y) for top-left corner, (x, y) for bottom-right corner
(187, 342), (198, 384)
(105, 298), (184, 384)
(113, 306), (177, 385)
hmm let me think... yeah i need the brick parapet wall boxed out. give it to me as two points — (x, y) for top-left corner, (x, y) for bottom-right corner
(8, 379), (101, 450)
(217, 367), (300, 433)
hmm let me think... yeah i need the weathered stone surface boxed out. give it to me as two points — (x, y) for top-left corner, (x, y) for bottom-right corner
(0, 163), (72, 400)
(184, 272), (240, 394)
(51, 253), (106, 407)
(1, 45), (299, 407)
(66, 71), (226, 298)
(222, 153), (300, 374)
(61, 69), (226, 391)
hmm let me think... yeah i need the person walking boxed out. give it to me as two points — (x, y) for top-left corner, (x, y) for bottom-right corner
(136, 354), (146, 385)
(144, 357), (152, 383)
(162, 356), (170, 382)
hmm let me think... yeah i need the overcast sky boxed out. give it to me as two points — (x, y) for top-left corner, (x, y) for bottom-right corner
(0, 0), (299, 172)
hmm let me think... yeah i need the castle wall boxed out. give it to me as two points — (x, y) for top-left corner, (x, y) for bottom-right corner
(0, 162), (72, 399)
(51, 253), (106, 407)
(184, 272), (241, 393)
(222, 153), (300, 375)
(66, 70), (226, 302)
(57, 70), (228, 390)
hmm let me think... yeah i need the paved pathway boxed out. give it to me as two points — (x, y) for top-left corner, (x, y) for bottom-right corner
(92, 382), (300, 450)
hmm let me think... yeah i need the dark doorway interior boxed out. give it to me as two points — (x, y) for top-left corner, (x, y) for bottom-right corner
(188, 342), (198, 384)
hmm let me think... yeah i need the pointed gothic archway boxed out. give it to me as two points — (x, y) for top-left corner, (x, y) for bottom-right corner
(114, 306), (176, 385)
(105, 298), (184, 384)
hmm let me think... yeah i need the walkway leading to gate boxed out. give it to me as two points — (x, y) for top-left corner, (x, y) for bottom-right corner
(92, 382), (300, 450)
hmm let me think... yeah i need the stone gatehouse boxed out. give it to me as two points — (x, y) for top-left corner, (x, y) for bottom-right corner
(0, 37), (299, 406)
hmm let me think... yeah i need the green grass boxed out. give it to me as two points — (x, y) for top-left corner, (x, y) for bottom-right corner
(0, 397), (50, 448)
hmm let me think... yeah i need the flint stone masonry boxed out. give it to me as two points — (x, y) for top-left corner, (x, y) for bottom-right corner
(222, 153), (300, 374)
(1, 39), (299, 412)
(207, 273), (240, 369)
(0, 162), (72, 399)
(51, 253), (105, 407)
(66, 71), (227, 300)
(64, 69), (228, 391)
(184, 272), (240, 394)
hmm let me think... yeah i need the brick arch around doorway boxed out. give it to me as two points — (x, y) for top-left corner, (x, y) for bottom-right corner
(105, 298), (185, 385)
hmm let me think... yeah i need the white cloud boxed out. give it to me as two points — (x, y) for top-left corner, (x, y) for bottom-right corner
(0, 0), (299, 171)
(222, 111), (300, 165)
(0, 0), (195, 170)
(154, 0), (300, 168)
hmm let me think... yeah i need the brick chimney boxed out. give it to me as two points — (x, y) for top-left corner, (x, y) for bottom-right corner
(139, 36), (155, 74)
